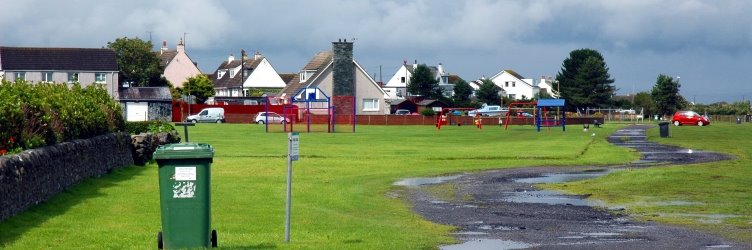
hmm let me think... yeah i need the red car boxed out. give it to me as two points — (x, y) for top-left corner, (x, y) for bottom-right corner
(671, 111), (710, 126)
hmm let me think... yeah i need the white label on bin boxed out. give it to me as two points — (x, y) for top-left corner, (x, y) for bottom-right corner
(175, 167), (196, 181)
(173, 181), (196, 198)
(173, 146), (194, 150)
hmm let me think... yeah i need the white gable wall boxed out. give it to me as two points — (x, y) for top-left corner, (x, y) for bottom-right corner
(491, 72), (535, 100)
(244, 58), (286, 88)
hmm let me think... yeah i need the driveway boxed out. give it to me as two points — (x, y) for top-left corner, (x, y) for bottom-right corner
(400, 125), (746, 249)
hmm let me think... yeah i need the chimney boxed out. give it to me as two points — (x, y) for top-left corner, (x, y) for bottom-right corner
(332, 39), (354, 97)
(413, 59), (417, 70)
(160, 41), (168, 54)
(176, 38), (185, 53)
(228, 54), (235, 64)
(254, 51), (262, 60)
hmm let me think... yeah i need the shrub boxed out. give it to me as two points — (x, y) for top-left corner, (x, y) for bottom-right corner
(0, 80), (124, 155)
(421, 109), (436, 116)
(125, 120), (176, 135)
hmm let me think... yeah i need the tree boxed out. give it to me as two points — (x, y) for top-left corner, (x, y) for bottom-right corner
(556, 49), (615, 111)
(106, 37), (164, 87)
(632, 91), (657, 118)
(179, 75), (215, 104)
(475, 79), (501, 105)
(651, 74), (684, 117)
(452, 79), (473, 107)
(407, 64), (441, 99)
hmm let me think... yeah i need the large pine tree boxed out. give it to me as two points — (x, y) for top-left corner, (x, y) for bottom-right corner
(556, 49), (615, 111)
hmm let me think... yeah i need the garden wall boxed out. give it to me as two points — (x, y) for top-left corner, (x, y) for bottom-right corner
(0, 132), (134, 222)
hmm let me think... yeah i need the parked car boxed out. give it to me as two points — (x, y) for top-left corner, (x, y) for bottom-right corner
(186, 107), (225, 123)
(671, 111), (710, 126)
(255, 112), (290, 124)
(468, 105), (507, 117)
(515, 111), (534, 118)
(394, 109), (411, 115)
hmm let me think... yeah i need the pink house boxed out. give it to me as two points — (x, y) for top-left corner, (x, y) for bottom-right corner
(158, 39), (201, 88)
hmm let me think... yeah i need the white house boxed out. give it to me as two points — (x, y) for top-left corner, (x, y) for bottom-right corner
(280, 41), (390, 115)
(211, 51), (287, 97)
(489, 69), (559, 100)
(157, 39), (201, 88)
(383, 61), (450, 99)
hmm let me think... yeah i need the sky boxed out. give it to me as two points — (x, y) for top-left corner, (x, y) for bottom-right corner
(1, 0), (751, 104)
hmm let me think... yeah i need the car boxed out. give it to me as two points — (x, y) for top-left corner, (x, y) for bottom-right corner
(468, 105), (507, 117)
(671, 111), (710, 126)
(394, 109), (411, 115)
(254, 112), (290, 124)
(186, 108), (225, 123)
(515, 111), (534, 118)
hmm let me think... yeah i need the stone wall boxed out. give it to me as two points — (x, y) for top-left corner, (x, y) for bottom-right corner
(0, 133), (134, 222)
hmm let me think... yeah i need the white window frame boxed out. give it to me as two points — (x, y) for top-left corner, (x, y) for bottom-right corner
(42, 72), (54, 82)
(362, 98), (379, 111)
(68, 72), (79, 83)
(95, 72), (106, 84)
(14, 72), (26, 81)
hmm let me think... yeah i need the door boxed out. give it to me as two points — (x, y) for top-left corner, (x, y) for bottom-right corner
(126, 102), (148, 122)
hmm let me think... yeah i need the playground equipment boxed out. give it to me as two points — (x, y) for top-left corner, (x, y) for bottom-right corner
(263, 87), (356, 133)
(535, 99), (566, 132)
(436, 108), (478, 130)
(504, 99), (567, 132)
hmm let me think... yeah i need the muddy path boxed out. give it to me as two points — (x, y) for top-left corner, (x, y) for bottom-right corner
(401, 125), (748, 249)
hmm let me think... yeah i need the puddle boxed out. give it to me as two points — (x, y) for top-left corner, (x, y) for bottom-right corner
(394, 175), (464, 186)
(706, 244), (733, 248)
(501, 190), (604, 206)
(655, 213), (741, 224)
(515, 170), (612, 184)
(581, 232), (622, 237)
(441, 239), (536, 250)
(478, 225), (521, 231)
(451, 232), (488, 235)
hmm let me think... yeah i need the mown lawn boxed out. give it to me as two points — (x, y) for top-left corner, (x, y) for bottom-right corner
(547, 122), (752, 242)
(2, 123), (637, 249)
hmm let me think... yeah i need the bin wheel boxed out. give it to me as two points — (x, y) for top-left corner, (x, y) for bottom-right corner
(211, 229), (218, 248)
(157, 231), (163, 249)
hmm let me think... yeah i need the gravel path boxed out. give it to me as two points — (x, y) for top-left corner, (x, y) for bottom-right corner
(400, 125), (748, 249)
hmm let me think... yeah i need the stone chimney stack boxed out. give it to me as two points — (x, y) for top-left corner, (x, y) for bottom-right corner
(160, 41), (168, 54)
(332, 39), (354, 97)
(176, 38), (185, 53)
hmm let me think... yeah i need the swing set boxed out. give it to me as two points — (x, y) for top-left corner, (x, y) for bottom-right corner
(503, 99), (567, 132)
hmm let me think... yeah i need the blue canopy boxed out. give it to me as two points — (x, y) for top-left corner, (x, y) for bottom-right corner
(537, 99), (565, 107)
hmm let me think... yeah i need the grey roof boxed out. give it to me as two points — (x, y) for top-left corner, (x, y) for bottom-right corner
(119, 87), (172, 101)
(0, 46), (118, 71)
(279, 51), (333, 96)
(210, 57), (264, 89)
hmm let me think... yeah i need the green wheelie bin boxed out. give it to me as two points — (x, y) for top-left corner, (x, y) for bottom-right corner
(154, 143), (217, 249)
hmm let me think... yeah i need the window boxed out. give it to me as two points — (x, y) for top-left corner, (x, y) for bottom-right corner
(362, 98), (379, 111)
(400, 77), (405, 83)
(508, 94), (516, 99)
(42, 72), (54, 82)
(95, 73), (106, 84)
(512, 82), (516, 87)
(217, 70), (226, 79)
(67, 72), (79, 83)
(505, 82), (509, 87)
(14, 72), (26, 81)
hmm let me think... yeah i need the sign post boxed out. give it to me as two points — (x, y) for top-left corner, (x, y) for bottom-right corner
(285, 132), (299, 243)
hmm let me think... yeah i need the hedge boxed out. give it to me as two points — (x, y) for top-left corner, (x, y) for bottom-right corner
(0, 80), (124, 155)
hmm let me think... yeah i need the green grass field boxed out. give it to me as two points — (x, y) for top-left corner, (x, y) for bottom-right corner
(0, 122), (747, 248)
(546, 122), (752, 242)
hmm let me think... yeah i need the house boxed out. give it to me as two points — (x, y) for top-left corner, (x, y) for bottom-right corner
(416, 99), (448, 113)
(119, 87), (173, 122)
(279, 40), (390, 115)
(211, 50), (286, 97)
(383, 61), (451, 99)
(389, 99), (418, 114)
(488, 69), (559, 100)
(0, 46), (120, 98)
(157, 39), (201, 88)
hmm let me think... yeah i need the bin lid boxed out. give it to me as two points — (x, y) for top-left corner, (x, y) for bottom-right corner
(153, 143), (214, 159)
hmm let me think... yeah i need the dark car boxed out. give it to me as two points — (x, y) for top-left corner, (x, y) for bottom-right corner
(671, 111), (710, 126)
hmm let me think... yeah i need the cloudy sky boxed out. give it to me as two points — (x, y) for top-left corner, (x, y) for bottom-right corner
(2, 0), (750, 104)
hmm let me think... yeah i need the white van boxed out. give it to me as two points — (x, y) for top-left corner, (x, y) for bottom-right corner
(186, 107), (226, 123)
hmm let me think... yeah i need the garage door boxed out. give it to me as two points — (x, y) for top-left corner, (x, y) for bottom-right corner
(126, 102), (148, 122)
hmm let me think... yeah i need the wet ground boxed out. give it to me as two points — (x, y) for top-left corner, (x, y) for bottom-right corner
(399, 125), (748, 249)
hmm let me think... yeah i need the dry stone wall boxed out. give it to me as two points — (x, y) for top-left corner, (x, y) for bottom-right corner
(0, 133), (134, 222)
